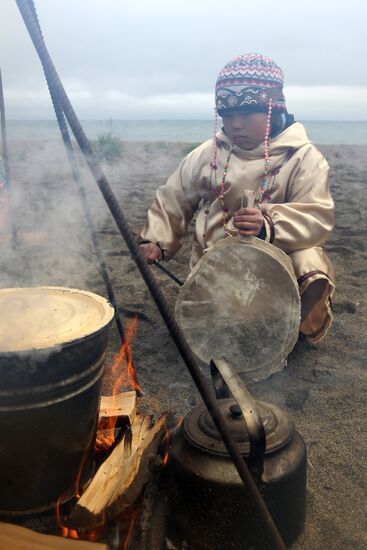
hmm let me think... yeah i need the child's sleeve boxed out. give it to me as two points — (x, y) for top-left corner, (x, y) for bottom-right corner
(140, 154), (201, 259)
(260, 147), (334, 253)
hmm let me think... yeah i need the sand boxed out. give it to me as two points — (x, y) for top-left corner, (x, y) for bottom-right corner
(0, 138), (366, 549)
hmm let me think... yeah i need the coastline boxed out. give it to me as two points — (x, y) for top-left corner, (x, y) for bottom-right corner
(5, 119), (367, 145)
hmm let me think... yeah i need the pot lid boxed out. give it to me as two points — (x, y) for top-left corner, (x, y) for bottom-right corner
(0, 287), (115, 353)
(182, 398), (294, 456)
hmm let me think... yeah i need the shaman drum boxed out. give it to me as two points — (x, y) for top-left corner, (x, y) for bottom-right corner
(0, 286), (114, 515)
(175, 237), (300, 380)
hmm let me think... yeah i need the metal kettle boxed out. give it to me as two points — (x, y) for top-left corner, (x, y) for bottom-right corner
(166, 359), (307, 549)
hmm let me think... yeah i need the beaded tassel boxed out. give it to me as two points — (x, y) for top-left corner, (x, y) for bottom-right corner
(259, 98), (273, 204)
(203, 107), (219, 244)
(216, 146), (234, 236)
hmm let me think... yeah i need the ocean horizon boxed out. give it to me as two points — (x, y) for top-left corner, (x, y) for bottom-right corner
(5, 119), (367, 145)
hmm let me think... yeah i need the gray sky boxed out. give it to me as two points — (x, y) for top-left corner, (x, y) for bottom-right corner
(1, 0), (366, 120)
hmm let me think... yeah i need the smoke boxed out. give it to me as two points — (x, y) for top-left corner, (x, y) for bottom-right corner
(0, 133), (192, 379)
(0, 128), (207, 421)
(1, 137), (125, 291)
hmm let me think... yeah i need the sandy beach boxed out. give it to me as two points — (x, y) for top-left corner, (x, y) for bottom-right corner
(0, 138), (366, 549)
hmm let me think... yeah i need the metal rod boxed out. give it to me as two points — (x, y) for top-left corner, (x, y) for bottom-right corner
(15, 2), (286, 548)
(153, 260), (184, 286)
(0, 69), (10, 184)
(0, 67), (19, 248)
(26, 0), (127, 347)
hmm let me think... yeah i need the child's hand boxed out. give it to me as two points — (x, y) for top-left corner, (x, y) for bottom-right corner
(232, 208), (264, 237)
(139, 243), (162, 264)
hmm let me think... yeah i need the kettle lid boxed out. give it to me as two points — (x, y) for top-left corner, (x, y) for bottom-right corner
(182, 398), (294, 457)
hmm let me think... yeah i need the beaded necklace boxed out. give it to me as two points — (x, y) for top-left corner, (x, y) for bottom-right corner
(259, 98), (273, 204)
(208, 99), (274, 236)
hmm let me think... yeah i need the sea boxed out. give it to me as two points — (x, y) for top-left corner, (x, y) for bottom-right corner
(6, 119), (367, 145)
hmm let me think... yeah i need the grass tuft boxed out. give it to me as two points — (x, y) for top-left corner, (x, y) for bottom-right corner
(94, 132), (123, 162)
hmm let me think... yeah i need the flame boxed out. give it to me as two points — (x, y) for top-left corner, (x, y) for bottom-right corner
(162, 415), (184, 467)
(122, 507), (139, 550)
(95, 416), (116, 453)
(56, 493), (104, 542)
(162, 420), (170, 466)
(162, 450), (169, 466)
(86, 531), (98, 542)
(74, 445), (89, 499)
(96, 316), (141, 453)
(85, 526), (105, 542)
(110, 316), (140, 392)
(55, 439), (92, 539)
(126, 343), (141, 395)
(56, 494), (79, 539)
(55, 317), (144, 542)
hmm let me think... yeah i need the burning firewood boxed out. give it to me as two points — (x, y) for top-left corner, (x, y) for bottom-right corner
(70, 415), (167, 531)
(96, 391), (137, 454)
(99, 391), (136, 423)
(0, 521), (107, 549)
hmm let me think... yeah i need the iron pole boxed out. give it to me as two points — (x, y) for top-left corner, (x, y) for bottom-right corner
(26, 0), (127, 347)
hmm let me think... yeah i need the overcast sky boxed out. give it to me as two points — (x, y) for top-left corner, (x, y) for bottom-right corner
(1, 0), (366, 120)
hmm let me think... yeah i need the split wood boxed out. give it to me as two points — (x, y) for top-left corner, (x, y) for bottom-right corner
(71, 412), (166, 530)
(99, 391), (136, 423)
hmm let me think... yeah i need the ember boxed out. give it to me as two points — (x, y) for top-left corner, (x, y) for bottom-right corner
(56, 494), (79, 540)
(122, 507), (139, 550)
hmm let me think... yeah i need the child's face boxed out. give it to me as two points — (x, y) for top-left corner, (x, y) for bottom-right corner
(221, 112), (268, 150)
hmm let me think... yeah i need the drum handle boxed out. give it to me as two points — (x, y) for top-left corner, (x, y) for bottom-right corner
(241, 189), (256, 209)
(210, 357), (266, 480)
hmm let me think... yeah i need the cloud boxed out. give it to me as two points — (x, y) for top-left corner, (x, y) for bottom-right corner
(286, 86), (367, 120)
(2, 0), (366, 119)
(4, 84), (367, 120)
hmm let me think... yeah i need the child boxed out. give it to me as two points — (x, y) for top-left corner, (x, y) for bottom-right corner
(139, 53), (335, 343)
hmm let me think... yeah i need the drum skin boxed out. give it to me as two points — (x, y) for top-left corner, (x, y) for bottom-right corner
(175, 237), (300, 380)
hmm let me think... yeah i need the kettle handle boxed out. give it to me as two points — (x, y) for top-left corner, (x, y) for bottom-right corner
(210, 358), (266, 478)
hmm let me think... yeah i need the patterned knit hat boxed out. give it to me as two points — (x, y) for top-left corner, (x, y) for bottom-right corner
(215, 53), (286, 115)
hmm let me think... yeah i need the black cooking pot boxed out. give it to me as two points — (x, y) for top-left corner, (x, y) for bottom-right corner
(0, 287), (114, 515)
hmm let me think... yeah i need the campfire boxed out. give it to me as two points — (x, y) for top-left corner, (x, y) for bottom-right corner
(0, 384), (169, 548)
(0, 290), (170, 550)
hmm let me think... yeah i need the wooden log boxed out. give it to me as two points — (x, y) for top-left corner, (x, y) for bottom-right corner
(0, 521), (107, 549)
(70, 415), (166, 530)
(99, 391), (136, 423)
(96, 391), (137, 451)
